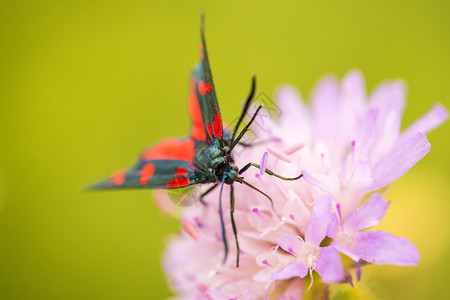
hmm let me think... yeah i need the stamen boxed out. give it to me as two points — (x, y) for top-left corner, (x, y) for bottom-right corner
(260, 152), (269, 175)
(184, 273), (195, 281)
(197, 283), (208, 294)
(194, 217), (203, 228)
(308, 253), (317, 267)
(262, 259), (273, 268)
(351, 140), (356, 161)
(295, 235), (306, 244)
(207, 269), (221, 278)
(273, 245), (280, 252)
(181, 218), (199, 240)
(307, 266), (314, 290)
(252, 207), (269, 225)
(336, 203), (344, 230)
(283, 142), (305, 155)
(267, 146), (292, 162)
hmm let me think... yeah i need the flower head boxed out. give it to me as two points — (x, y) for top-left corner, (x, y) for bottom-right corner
(161, 70), (447, 299)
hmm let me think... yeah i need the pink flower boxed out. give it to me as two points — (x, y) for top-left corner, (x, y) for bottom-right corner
(269, 196), (345, 287)
(161, 70), (447, 299)
(328, 193), (420, 267)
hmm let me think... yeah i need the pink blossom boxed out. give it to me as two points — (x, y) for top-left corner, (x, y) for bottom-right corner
(161, 70), (447, 299)
(325, 193), (420, 282)
(268, 195), (345, 287)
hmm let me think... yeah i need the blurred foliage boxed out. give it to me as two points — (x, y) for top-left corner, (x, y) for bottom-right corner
(0, 0), (449, 299)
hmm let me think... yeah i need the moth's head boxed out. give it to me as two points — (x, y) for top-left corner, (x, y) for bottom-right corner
(225, 163), (239, 184)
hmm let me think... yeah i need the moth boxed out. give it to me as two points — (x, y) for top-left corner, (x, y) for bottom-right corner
(91, 21), (302, 267)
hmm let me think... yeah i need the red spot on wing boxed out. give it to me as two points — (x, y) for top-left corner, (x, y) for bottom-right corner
(206, 111), (223, 139)
(139, 163), (156, 185)
(175, 167), (190, 175)
(198, 80), (211, 95)
(142, 138), (195, 161)
(110, 169), (125, 185)
(188, 77), (206, 141)
(166, 167), (191, 188)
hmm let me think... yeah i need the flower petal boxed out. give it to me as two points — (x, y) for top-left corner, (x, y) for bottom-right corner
(279, 278), (304, 300)
(400, 103), (448, 142)
(253, 268), (272, 283)
(370, 110), (402, 162)
(354, 109), (377, 160)
(352, 231), (420, 266)
(345, 193), (389, 231)
(332, 242), (361, 262)
(207, 288), (229, 300)
(271, 261), (309, 281)
(305, 195), (332, 246)
(369, 80), (406, 116)
(285, 189), (311, 231)
(327, 213), (339, 239)
(315, 246), (345, 283)
(346, 159), (374, 191)
(276, 86), (311, 140)
(341, 70), (366, 106)
(369, 132), (430, 191)
(312, 76), (339, 144)
(278, 234), (303, 256)
(302, 169), (340, 199)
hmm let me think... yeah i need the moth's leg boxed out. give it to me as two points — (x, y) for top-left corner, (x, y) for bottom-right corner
(230, 184), (240, 267)
(236, 177), (274, 210)
(218, 178), (228, 264)
(199, 184), (218, 206)
(239, 162), (303, 181)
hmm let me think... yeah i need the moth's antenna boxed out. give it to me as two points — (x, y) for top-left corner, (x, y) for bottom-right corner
(231, 75), (256, 144)
(200, 11), (205, 33)
(218, 176), (228, 264)
(230, 105), (262, 151)
(235, 177), (274, 210)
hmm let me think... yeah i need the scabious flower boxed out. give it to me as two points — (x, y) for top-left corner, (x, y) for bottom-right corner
(160, 70), (447, 299)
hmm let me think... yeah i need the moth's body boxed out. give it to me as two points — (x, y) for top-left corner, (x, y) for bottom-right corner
(191, 138), (239, 185)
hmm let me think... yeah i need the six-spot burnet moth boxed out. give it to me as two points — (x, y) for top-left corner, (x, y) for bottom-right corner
(91, 19), (302, 267)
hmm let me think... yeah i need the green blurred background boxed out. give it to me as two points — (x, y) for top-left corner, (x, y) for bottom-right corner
(0, 0), (449, 299)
